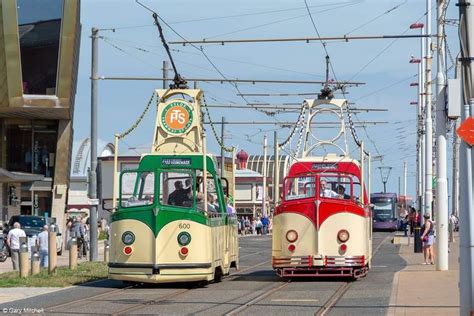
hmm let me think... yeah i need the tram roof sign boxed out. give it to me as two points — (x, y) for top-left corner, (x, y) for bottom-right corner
(456, 117), (474, 146)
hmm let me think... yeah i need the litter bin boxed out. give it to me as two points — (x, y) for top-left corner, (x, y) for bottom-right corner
(414, 226), (422, 253)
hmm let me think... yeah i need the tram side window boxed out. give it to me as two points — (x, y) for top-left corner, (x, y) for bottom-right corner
(160, 172), (194, 208)
(285, 176), (315, 200)
(120, 171), (155, 208)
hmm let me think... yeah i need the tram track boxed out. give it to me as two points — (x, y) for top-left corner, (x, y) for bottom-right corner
(43, 254), (271, 315)
(109, 259), (271, 315)
(224, 280), (291, 315)
(313, 233), (393, 316)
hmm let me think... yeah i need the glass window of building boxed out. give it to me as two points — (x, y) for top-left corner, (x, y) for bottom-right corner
(5, 120), (58, 177)
(5, 121), (32, 173)
(17, 0), (64, 95)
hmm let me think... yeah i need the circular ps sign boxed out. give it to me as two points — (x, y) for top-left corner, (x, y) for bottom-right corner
(161, 100), (193, 135)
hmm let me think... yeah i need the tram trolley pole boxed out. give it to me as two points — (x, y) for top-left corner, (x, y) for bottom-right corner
(19, 237), (29, 278)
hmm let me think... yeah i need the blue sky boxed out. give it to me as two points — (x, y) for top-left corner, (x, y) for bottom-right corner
(74, 0), (460, 198)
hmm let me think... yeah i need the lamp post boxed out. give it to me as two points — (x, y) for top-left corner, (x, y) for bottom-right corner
(409, 22), (426, 216)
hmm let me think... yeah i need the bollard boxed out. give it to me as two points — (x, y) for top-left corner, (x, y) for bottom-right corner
(19, 237), (29, 278)
(414, 226), (423, 253)
(48, 219), (57, 274)
(31, 246), (40, 275)
(104, 240), (110, 263)
(69, 233), (77, 270)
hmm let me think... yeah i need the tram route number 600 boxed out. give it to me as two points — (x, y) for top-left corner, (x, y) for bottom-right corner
(179, 223), (191, 229)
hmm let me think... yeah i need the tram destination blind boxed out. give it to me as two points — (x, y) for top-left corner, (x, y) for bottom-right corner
(312, 163), (338, 169)
(161, 158), (192, 166)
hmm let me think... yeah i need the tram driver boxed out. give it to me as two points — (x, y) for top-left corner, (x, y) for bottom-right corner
(168, 180), (191, 206)
(320, 179), (339, 198)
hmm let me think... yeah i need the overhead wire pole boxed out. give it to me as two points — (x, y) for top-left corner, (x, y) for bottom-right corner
(89, 27), (99, 262)
(162, 60), (169, 89)
(274, 131), (280, 206)
(425, 0), (434, 220)
(435, 0), (448, 271)
(459, 0), (474, 313)
(221, 117), (225, 179)
(262, 135), (267, 218)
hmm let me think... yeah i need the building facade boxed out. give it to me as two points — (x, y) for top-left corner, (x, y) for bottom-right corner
(0, 0), (81, 230)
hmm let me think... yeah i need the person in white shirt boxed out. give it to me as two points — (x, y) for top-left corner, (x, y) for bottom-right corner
(6, 222), (26, 270)
(36, 225), (49, 268)
(320, 180), (340, 198)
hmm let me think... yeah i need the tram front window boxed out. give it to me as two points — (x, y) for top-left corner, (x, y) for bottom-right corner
(284, 176), (316, 200)
(120, 171), (155, 208)
(160, 171), (194, 208)
(319, 175), (362, 201)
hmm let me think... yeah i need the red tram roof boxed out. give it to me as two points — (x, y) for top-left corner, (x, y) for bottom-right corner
(288, 160), (362, 179)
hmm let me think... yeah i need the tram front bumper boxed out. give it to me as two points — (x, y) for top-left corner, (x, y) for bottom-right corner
(108, 262), (214, 283)
(272, 255), (366, 277)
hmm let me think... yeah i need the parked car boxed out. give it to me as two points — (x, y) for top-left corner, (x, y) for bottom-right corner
(3, 215), (63, 255)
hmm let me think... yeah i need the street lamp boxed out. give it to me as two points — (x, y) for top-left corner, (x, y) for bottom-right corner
(410, 101), (418, 105)
(409, 21), (425, 214)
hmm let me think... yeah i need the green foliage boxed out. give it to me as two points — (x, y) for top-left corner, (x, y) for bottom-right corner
(98, 231), (108, 240)
(0, 262), (107, 287)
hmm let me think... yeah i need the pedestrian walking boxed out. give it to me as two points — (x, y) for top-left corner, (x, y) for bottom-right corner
(421, 213), (435, 265)
(6, 222), (26, 270)
(36, 225), (49, 268)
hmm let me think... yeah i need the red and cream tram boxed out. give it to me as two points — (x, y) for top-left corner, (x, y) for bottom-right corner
(272, 153), (372, 278)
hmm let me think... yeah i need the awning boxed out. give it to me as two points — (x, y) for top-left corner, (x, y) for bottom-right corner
(0, 168), (45, 183)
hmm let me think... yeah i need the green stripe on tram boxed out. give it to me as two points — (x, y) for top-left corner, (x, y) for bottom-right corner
(112, 209), (228, 236)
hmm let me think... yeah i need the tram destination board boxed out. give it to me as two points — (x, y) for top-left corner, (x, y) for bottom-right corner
(312, 162), (338, 169)
(161, 157), (192, 166)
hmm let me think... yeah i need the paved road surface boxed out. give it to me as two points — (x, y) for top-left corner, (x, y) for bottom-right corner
(0, 232), (401, 315)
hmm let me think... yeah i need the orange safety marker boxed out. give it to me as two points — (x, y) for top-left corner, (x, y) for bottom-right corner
(457, 117), (474, 146)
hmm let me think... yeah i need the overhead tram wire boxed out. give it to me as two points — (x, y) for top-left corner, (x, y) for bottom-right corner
(343, 0), (407, 36)
(302, 0), (369, 156)
(200, 1), (361, 40)
(134, 0), (307, 149)
(169, 34), (435, 45)
(171, 1), (360, 25)
(102, 36), (328, 79)
(341, 4), (437, 164)
(135, 0), (289, 119)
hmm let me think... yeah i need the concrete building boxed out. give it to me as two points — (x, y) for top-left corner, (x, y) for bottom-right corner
(0, 0), (81, 230)
(67, 138), (114, 219)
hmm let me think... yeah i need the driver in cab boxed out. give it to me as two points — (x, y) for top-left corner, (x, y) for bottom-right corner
(168, 181), (191, 206)
(320, 180), (339, 198)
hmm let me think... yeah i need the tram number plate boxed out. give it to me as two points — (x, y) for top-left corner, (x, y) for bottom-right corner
(179, 223), (191, 229)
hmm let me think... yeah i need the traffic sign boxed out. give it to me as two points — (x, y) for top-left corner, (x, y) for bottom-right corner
(457, 117), (474, 146)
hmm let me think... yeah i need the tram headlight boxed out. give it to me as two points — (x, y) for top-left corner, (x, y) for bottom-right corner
(122, 231), (135, 245)
(177, 232), (191, 246)
(337, 229), (350, 243)
(285, 230), (298, 243)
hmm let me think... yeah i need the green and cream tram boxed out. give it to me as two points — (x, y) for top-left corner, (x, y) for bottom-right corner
(108, 89), (239, 283)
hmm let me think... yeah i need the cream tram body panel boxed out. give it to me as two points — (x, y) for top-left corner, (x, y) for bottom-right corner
(272, 212), (317, 258)
(109, 218), (237, 283)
